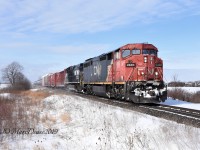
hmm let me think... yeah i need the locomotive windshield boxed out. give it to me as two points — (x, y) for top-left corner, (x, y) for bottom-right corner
(122, 49), (131, 58)
(132, 49), (140, 55)
(142, 49), (157, 56)
(122, 49), (141, 58)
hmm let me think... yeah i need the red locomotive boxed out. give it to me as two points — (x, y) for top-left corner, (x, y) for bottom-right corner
(42, 43), (167, 103)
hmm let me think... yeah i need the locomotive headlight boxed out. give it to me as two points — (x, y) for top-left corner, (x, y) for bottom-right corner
(141, 72), (144, 75)
(155, 72), (158, 76)
(144, 56), (147, 63)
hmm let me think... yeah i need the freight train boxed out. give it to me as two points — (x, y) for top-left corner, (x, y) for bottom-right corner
(42, 43), (167, 103)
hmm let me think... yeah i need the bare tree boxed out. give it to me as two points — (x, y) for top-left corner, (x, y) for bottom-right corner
(168, 74), (185, 87)
(1, 62), (23, 85)
(172, 74), (178, 84)
(1, 62), (31, 90)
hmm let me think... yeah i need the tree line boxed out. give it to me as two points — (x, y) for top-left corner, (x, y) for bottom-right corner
(168, 74), (200, 87)
(168, 81), (200, 87)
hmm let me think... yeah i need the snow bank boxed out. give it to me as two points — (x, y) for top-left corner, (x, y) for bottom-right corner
(0, 93), (10, 97)
(1, 95), (200, 150)
(162, 97), (200, 110)
(30, 89), (39, 92)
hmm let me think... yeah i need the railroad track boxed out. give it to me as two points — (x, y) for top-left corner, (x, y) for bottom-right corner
(46, 87), (200, 128)
(140, 104), (200, 120)
(73, 90), (200, 128)
(138, 104), (200, 128)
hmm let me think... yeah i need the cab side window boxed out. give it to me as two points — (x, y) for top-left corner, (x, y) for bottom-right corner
(142, 49), (157, 56)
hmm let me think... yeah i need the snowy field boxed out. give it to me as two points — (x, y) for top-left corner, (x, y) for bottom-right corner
(0, 93), (11, 98)
(0, 93), (17, 100)
(168, 87), (200, 93)
(0, 84), (10, 89)
(1, 94), (199, 150)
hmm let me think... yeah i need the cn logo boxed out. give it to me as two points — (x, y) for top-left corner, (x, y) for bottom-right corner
(94, 63), (102, 78)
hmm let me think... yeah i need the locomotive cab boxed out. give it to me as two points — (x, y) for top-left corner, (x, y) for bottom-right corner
(118, 43), (167, 103)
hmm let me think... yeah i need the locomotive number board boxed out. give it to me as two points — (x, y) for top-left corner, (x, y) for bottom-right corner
(126, 63), (136, 67)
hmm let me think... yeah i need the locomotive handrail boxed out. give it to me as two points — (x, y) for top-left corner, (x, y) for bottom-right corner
(128, 68), (135, 81)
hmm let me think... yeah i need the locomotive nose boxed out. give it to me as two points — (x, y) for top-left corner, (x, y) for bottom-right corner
(140, 55), (163, 81)
(142, 55), (155, 80)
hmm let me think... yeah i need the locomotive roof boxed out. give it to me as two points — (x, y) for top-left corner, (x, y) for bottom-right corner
(83, 43), (158, 63)
(108, 43), (158, 54)
(120, 43), (158, 51)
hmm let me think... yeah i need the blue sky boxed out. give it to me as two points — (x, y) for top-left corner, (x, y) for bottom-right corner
(0, 0), (200, 82)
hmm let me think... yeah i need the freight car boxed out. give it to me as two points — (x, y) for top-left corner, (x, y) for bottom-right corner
(42, 43), (167, 103)
(42, 73), (53, 87)
(64, 64), (83, 91)
(55, 70), (66, 88)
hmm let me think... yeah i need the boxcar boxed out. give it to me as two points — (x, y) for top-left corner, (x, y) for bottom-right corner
(55, 70), (66, 88)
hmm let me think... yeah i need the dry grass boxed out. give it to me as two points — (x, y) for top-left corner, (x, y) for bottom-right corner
(0, 97), (40, 127)
(60, 113), (71, 123)
(168, 88), (200, 103)
(41, 113), (71, 128)
(20, 90), (51, 101)
(0, 88), (50, 101)
(0, 89), (21, 94)
(0, 89), (52, 142)
(0, 97), (14, 120)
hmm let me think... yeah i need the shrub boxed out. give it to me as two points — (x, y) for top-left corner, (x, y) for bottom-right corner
(168, 81), (185, 87)
(0, 91), (43, 142)
(12, 78), (32, 90)
(168, 88), (200, 103)
(192, 91), (200, 103)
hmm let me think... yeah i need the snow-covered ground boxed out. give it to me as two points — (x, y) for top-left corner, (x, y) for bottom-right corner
(162, 97), (200, 110)
(30, 88), (39, 92)
(1, 94), (199, 150)
(0, 93), (16, 100)
(0, 84), (10, 89)
(168, 87), (200, 93)
(0, 93), (11, 98)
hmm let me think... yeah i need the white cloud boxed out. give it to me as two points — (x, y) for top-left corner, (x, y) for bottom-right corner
(0, 40), (110, 57)
(0, 0), (199, 33)
(47, 44), (110, 55)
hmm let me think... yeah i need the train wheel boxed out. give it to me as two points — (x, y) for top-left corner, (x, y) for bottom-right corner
(85, 85), (93, 95)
